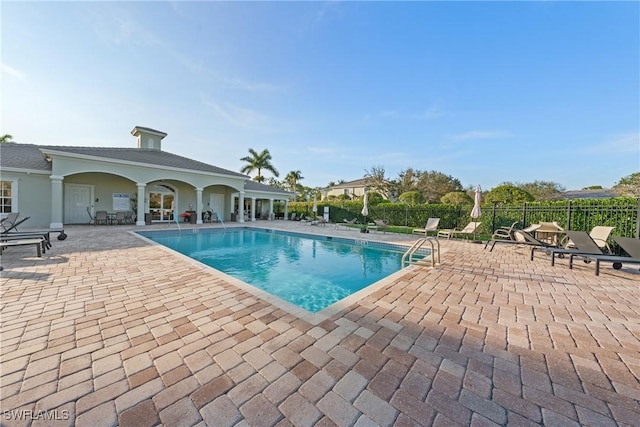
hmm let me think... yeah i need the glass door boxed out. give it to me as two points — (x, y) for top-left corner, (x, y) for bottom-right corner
(148, 185), (175, 222)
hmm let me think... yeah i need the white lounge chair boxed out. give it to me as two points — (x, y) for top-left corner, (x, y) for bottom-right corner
(412, 218), (440, 236)
(437, 221), (481, 240)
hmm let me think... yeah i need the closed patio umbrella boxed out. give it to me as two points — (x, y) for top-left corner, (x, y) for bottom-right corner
(361, 189), (369, 232)
(471, 185), (482, 241)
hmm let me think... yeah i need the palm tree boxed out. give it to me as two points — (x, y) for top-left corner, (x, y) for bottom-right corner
(0, 134), (13, 143)
(239, 148), (279, 182)
(285, 170), (303, 200)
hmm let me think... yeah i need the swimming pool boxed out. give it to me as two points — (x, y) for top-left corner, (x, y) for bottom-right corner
(137, 228), (421, 312)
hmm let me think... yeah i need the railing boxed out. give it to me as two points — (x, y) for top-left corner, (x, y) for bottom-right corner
(401, 237), (440, 268)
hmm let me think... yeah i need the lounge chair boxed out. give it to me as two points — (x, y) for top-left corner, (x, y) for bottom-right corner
(483, 221), (519, 249)
(369, 219), (389, 233)
(0, 237), (45, 257)
(542, 230), (606, 265)
(412, 218), (440, 236)
(615, 236), (640, 258)
(1, 231), (52, 251)
(437, 221), (481, 240)
(487, 229), (563, 260)
(563, 226), (614, 253)
(566, 235), (640, 275)
(1, 213), (31, 233)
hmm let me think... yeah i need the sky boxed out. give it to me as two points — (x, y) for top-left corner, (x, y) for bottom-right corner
(2, 1), (639, 191)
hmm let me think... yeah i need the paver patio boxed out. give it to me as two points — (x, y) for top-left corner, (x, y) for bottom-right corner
(1, 222), (639, 426)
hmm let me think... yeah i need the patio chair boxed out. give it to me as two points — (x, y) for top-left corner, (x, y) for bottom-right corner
(565, 236), (640, 276)
(484, 221), (519, 249)
(563, 226), (614, 253)
(95, 211), (109, 225)
(124, 210), (135, 224)
(412, 218), (440, 236)
(437, 221), (481, 240)
(87, 207), (95, 225)
(1, 213), (31, 233)
(115, 211), (126, 225)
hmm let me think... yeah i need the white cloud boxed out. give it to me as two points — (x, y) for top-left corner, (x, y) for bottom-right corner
(589, 132), (640, 154)
(1, 63), (26, 81)
(224, 78), (285, 93)
(202, 95), (270, 130)
(448, 130), (514, 141)
(412, 105), (444, 120)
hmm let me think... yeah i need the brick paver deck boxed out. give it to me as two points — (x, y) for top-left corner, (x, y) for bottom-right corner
(1, 222), (639, 426)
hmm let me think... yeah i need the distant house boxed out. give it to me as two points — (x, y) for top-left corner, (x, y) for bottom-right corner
(324, 178), (369, 200)
(553, 189), (618, 200)
(0, 126), (293, 229)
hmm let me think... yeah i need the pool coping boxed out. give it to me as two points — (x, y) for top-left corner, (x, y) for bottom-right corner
(131, 226), (424, 325)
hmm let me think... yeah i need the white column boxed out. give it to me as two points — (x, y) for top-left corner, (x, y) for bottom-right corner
(136, 183), (146, 226)
(269, 198), (274, 220)
(250, 197), (256, 222)
(238, 192), (245, 223)
(284, 200), (289, 221)
(230, 194), (236, 222)
(50, 175), (64, 229)
(196, 188), (203, 225)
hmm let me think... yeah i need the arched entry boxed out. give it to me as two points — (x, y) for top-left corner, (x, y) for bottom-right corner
(148, 184), (175, 222)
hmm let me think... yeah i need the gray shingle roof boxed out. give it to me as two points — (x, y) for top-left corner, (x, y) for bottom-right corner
(1, 143), (292, 195)
(0, 143), (51, 171)
(244, 180), (292, 195)
(37, 145), (249, 178)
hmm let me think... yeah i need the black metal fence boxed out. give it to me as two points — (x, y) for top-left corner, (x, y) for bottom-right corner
(287, 198), (640, 239)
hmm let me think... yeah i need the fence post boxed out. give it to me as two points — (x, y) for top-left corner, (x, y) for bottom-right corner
(491, 203), (497, 233)
(567, 200), (572, 230)
(637, 198), (640, 238)
(522, 202), (527, 227)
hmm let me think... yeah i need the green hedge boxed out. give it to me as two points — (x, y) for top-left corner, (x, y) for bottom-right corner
(285, 198), (639, 238)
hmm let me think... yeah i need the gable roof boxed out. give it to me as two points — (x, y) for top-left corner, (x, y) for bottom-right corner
(0, 143), (51, 171)
(1, 143), (249, 178)
(244, 180), (291, 195)
(326, 178), (369, 189)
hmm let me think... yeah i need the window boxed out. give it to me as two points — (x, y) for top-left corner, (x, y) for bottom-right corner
(0, 180), (14, 213)
(343, 189), (349, 196)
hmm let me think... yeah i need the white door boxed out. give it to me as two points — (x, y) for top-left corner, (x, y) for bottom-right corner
(209, 194), (224, 221)
(65, 184), (93, 224)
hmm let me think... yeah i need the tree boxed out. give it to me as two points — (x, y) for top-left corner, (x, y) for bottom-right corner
(613, 172), (640, 197)
(364, 166), (393, 200)
(239, 148), (279, 182)
(514, 181), (565, 200)
(0, 134), (13, 143)
(441, 191), (473, 205)
(416, 171), (463, 203)
(396, 168), (419, 196)
(484, 184), (534, 204)
(398, 191), (424, 204)
(285, 170), (304, 200)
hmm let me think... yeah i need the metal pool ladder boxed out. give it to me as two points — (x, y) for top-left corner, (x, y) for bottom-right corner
(401, 237), (440, 268)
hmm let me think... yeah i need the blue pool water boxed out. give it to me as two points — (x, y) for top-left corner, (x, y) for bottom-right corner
(137, 228), (412, 312)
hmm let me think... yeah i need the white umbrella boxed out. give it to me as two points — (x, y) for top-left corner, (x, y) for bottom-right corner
(361, 190), (369, 217)
(361, 189), (369, 232)
(471, 185), (482, 219)
(471, 185), (482, 241)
